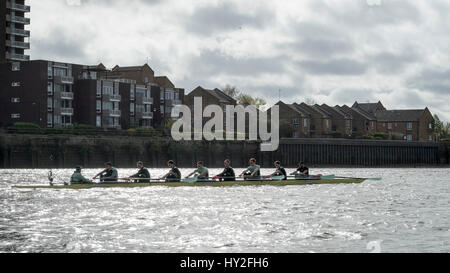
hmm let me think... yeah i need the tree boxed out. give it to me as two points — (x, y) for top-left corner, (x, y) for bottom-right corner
(433, 114), (450, 140)
(223, 85), (267, 110)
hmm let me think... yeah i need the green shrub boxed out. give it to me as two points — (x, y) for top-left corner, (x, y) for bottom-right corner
(12, 122), (41, 129)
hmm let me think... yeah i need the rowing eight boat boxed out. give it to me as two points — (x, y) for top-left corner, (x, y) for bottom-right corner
(13, 176), (366, 190)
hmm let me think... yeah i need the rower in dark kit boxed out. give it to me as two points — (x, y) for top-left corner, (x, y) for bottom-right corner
(125, 161), (150, 182)
(290, 161), (309, 177)
(239, 158), (261, 180)
(265, 160), (287, 180)
(161, 160), (182, 182)
(186, 161), (209, 181)
(93, 162), (118, 182)
(214, 159), (235, 181)
(70, 166), (92, 184)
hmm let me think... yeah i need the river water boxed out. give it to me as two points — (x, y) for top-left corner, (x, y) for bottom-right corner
(0, 168), (449, 253)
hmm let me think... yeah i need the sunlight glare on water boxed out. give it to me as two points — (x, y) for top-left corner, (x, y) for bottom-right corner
(0, 168), (449, 253)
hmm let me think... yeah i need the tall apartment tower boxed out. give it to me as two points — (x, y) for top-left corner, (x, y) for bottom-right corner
(0, 0), (31, 63)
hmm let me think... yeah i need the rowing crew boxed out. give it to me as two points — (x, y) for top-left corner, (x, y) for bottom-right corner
(70, 159), (310, 184)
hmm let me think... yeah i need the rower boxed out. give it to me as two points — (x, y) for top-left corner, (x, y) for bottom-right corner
(239, 158), (261, 180)
(93, 162), (118, 182)
(265, 161), (287, 180)
(186, 161), (209, 181)
(214, 159), (235, 181)
(290, 161), (309, 177)
(70, 166), (92, 184)
(161, 160), (182, 182)
(126, 161), (150, 182)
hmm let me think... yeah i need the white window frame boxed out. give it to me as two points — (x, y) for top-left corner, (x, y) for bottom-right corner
(407, 134), (413, 141)
(407, 122), (413, 130)
(11, 82), (20, 87)
(11, 98), (20, 103)
(304, 119), (308, 127)
(12, 62), (20, 71)
(11, 114), (21, 119)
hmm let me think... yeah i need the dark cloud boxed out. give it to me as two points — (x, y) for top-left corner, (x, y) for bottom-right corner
(185, 2), (274, 36)
(190, 49), (288, 77)
(284, 38), (354, 58)
(32, 28), (87, 62)
(79, 0), (160, 5)
(297, 58), (368, 75)
(369, 51), (422, 74)
(407, 69), (450, 95)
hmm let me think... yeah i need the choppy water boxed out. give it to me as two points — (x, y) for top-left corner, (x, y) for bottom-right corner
(0, 168), (449, 253)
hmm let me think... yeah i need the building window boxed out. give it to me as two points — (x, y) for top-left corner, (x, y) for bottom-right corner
(47, 113), (53, 127)
(429, 123), (433, 129)
(96, 115), (102, 127)
(11, 114), (20, 119)
(387, 123), (392, 129)
(292, 118), (299, 125)
(326, 119), (330, 129)
(12, 62), (20, 71)
(293, 131), (299, 138)
(304, 119), (308, 127)
(54, 67), (67, 77)
(346, 120), (351, 128)
(47, 82), (53, 94)
(371, 121), (375, 129)
(130, 87), (135, 100)
(48, 66), (53, 78)
(429, 135), (433, 141)
(11, 82), (20, 87)
(96, 100), (102, 113)
(11, 98), (20, 103)
(407, 134), (413, 141)
(407, 122), (413, 130)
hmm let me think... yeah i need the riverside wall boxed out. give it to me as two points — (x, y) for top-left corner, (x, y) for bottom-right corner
(0, 134), (448, 168)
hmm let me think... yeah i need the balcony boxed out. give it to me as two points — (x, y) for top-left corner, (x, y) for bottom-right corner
(6, 14), (30, 24)
(143, 97), (153, 104)
(6, 27), (30, 37)
(54, 76), (74, 84)
(110, 95), (121, 102)
(143, 112), (153, 119)
(5, 52), (30, 61)
(110, 110), (121, 117)
(5, 40), (30, 49)
(6, 2), (31, 12)
(61, 92), (74, 100)
(61, 108), (74, 116)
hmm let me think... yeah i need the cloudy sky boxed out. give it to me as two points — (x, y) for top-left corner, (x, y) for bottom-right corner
(29, 0), (450, 121)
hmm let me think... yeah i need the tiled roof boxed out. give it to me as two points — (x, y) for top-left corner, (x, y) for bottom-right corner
(374, 110), (425, 122)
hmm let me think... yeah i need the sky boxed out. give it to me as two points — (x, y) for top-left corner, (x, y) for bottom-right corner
(28, 0), (450, 121)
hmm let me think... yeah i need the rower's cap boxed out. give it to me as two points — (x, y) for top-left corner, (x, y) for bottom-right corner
(300, 161), (304, 165)
(75, 166), (82, 171)
(105, 162), (112, 166)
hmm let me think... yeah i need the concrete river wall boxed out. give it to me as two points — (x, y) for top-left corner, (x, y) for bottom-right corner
(0, 134), (448, 168)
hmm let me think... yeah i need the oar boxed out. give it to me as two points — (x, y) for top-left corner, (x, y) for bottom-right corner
(334, 176), (382, 181)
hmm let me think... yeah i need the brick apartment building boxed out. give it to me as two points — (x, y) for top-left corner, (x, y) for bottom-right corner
(0, 60), (184, 130)
(0, 0), (30, 64)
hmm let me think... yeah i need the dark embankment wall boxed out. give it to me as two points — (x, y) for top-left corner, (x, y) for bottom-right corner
(0, 134), (448, 168)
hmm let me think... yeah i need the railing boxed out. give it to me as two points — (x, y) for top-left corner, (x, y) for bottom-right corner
(5, 52), (30, 61)
(5, 40), (30, 49)
(143, 112), (153, 119)
(55, 76), (74, 84)
(6, 14), (30, 24)
(110, 95), (121, 101)
(143, 97), (153, 104)
(110, 110), (121, 117)
(61, 92), (74, 100)
(6, 2), (31, 12)
(6, 27), (30, 36)
(61, 108), (74, 115)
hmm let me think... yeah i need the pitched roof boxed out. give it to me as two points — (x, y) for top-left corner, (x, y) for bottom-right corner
(333, 105), (353, 119)
(352, 101), (386, 114)
(295, 103), (330, 118)
(112, 64), (154, 72)
(374, 110), (426, 122)
(289, 103), (310, 117)
(341, 104), (376, 120)
(154, 76), (175, 88)
(189, 86), (236, 104)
